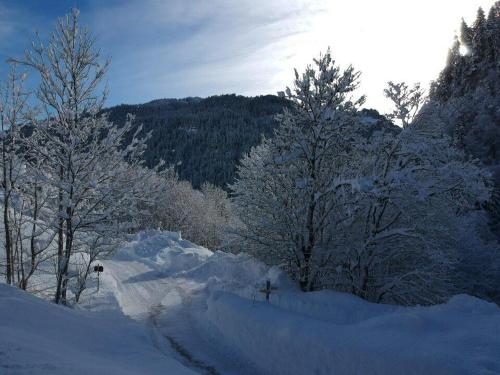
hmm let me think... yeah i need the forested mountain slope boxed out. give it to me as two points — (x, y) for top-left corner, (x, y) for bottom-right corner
(105, 95), (396, 189)
(105, 94), (288, 189)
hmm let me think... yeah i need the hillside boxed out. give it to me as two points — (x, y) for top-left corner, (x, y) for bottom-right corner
(105, 94), (288, 189)
(105, 96), (398, 189)
(428, 2), (499, 166)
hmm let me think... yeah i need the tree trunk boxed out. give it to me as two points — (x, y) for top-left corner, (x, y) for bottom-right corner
(3, 189), (12, 285)
(61, 176), (74, 305)
(60, 222), (73, 305)
(21, 184), (39, 290)
(300, 188), (317, 292)
(54, 166), (65, 304)
(74, 255), (95, 304)
(299, 253), (313, 291)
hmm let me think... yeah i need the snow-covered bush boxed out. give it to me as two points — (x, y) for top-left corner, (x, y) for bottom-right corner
(330, 127), (495, 305)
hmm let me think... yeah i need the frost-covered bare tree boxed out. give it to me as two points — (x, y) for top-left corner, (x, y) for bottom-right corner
(333, 127), (493, 304)
(384, 81), (425, 128)
(15, 157), (56, 291)
(200, 182), (233, 249)
(232, 50), (365, 291)
(14, 9), (153, 304)
(139, 170), (233, 249)
(67, 162), (166, 303)
(0, 64), (31, 285)
(0, 66), (57, 290)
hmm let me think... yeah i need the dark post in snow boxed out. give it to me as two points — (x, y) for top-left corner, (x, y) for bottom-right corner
(259, 279), (278, 302)
(93, 264), (104, 292)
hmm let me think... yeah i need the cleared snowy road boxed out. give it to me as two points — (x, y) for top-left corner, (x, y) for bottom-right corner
(91, 231), (264, 375)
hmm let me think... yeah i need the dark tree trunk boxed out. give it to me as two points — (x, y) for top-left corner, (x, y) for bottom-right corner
(3, 190), (12, 285)
(54, 167), (65, 304)
(2, 144), (13, 285)
(60, 177), (74, 305)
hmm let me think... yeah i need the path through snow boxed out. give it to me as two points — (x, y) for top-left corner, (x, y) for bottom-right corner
(88, 231), (266, 375)
(82, 230), (500, 375)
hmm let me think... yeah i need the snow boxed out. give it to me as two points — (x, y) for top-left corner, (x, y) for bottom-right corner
(0, 283), (196, 375)
(207, 292), (500, 375)
(94, 231), (500, 375)
(3, 230), (500, 374)
(360, 115), (379, 125)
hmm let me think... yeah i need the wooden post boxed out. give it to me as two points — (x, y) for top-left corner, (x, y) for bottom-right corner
(259, 279), (278, 302)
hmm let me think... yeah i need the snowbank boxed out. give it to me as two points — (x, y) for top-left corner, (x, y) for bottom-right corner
(76, 230), (500, 375)
(117, 230), (212, 270)
(206, 291), (500, 375)
(0, 283), (196, 375)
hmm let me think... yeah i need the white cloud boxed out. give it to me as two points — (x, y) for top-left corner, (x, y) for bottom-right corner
(2, 0), (497, 111)
(84, 0), (329, 104)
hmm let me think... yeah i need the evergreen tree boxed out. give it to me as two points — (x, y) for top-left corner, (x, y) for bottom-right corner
(425, 1), (500, 239)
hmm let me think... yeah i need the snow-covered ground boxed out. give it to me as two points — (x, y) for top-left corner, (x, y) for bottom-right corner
(91, 231), (500, 375)
(3, 230), (500, 374)
(0, 282), (196, 374)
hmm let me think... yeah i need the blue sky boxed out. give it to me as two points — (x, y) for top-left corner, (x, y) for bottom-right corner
(0, 0), (495, 111)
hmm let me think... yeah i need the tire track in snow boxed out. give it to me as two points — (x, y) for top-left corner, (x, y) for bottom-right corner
(149, 304), (220, 375)
(100, 259), (225, 375)
(94, 234), (266, 375)
(148, 282), (264, 375)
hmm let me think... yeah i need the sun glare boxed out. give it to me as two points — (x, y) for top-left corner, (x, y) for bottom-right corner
(459, 44), (471, 56)
(279, 0), (497, 113)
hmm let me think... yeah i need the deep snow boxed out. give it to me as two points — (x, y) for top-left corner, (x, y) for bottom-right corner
(2, 230), (500, 375)
(93, 231), (500, 375)
(0, 283), (196, 374)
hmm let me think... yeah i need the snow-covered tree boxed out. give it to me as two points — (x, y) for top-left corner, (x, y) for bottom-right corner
(333, 126), (493, 304)
(0, 64), (32, 285)
(0, 64), (55, 291)
(318, 79), (494, 304)
(139, 171), (233, 249)
(383, 81), (425, 128)
(15, 155), (56, 291)
(15, 9), (154, 304)
(232, 50), (365, 291)
(426, 1), (500, 241)
(232, 51), (495, 304)
(200, 182), (233, 249)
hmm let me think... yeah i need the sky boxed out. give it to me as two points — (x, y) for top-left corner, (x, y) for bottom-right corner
(0, 0), (496, 112)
